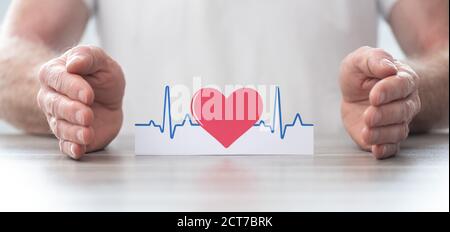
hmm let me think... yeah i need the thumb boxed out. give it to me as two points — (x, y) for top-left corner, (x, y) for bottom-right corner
(65, 45), (108, 75)
(346, 47), (398, 79)
(340, 47), (399, 102)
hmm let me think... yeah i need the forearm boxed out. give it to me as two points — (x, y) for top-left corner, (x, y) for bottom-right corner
(0, 36), (55, 134)
(407, 48), (449, 132)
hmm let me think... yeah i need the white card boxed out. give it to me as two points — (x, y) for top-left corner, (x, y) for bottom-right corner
(135, 122), (314, 155)
(134, 86), (314, 155)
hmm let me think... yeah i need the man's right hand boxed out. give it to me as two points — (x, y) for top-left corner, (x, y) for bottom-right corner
(37, 45), (125, 159)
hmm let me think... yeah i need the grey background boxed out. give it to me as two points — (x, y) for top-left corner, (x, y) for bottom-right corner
(0, 0), (404, 133)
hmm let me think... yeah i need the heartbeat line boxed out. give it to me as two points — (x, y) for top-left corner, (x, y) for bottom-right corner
(135, 86), (314, 139)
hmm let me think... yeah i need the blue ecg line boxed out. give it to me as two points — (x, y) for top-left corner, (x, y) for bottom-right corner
(135, 86), (314, 139)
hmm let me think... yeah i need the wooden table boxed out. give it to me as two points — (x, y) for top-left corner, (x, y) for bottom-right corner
(0, 132), (448, 211)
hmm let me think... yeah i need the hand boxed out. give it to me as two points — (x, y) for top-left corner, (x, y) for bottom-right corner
(37, 45), (125, 159)
(340, 46), (421, 159)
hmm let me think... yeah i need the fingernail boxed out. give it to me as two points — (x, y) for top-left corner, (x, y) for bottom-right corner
(67, 56), (83, 68)
(76, 110), (84, 125)
(70, 144), (77, 158)
(78, 90), (87, 103)
(381, 58), (398, 72)
(77, 130), (84, 143)
(378, 92), (386, 105)
(372, 111), (381, 126)
(397, 71), (410, 78)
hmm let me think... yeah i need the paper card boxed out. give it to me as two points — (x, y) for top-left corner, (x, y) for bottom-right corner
(135, 86), (314, 155)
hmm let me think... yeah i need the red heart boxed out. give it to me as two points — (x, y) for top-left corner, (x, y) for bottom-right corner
(191, 88), (263, 148)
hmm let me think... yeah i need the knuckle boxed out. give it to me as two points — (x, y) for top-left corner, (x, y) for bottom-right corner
(415, 94), (422, 113)
(52, 69), (64, 91)
(54, 119), (61, 137)
(403, 75), (416, 93)
(405, 99), (418, 121)
(405, 69), (420, 84)
(36, 89), (45, 109)
(51, 96), (60, 116)
(38, 63), (50, 84)
(38, 59), (58, 83)
(48, 117), (58, 135)
(46, 93), (60, 115)
(412, 73), (420, 87)
(409, 100), (416, 118)
(46, 62), (64, 86)
(58, 139), (65, 153)
(402, 101), (410, 121)
(402, 64), (418, 77)
(398, 71), (418, 91)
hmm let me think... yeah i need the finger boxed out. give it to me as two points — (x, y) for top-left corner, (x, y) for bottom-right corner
(38, 88), (94, 126)
(371, 144), (399, 159)
(65, 45), (111, 75)
(362, 123), (409, 145)
(48, 117), (94, 145)
(364, 93), (421, 127)
(59, 140), (86, 160)
(394, 60), (418, 78)
(369, 71), (419, 106)
(343, 46), (398, 79)
(39, 60), (95, 105)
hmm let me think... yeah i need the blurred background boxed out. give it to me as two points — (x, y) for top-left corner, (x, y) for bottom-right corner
(0, 0), (404, 134)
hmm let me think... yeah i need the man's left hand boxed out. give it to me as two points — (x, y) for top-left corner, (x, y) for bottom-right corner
(340, 46), (421, 159)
